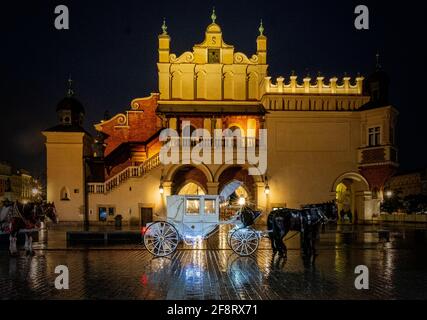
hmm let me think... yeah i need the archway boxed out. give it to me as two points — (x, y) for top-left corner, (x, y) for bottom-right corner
(332, 172), (371, 223)
(170, 165), (211, 195)
(177, 181), (206, 195)
(335, 181), (353, 223)
(217, 166), (255, 205)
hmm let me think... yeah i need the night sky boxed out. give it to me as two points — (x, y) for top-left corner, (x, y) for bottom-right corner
(1, 0), (426, 179)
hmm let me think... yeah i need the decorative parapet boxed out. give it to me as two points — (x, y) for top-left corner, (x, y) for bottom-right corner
(94, 93), (159, 131)
(262, 75), (364, 96)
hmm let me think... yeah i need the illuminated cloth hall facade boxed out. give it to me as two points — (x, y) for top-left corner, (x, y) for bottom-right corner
(42, 14), (398, 225)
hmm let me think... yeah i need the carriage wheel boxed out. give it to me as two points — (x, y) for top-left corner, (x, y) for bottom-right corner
(229, 228), (259, 256)
(144, 221), (179, 257)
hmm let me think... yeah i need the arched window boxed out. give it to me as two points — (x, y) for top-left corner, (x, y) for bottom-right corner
(60, 187), (70, 201)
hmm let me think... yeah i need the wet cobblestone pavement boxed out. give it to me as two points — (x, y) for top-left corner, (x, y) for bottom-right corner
(1, 223), (427, 300)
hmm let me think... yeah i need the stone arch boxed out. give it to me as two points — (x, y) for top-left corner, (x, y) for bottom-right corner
(214, 164), (263, 183)
(165, 164), (214, 183)
(166, 164), (214, 195)
(331, 171), (372, 223)
(216, 165), (258, 202)
(176, 180), (207, 195)
(331, 171), (370, 192)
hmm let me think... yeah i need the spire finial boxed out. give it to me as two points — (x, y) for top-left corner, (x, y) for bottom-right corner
(161, 17), (167, 35)
(211, 7), (217, 23)
(67, 75), (74, 97)
(258, 19), (264, 36)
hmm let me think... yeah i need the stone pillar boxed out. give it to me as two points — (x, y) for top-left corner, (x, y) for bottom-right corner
(355, 190), (373, 223)
(206, 182), (219, 195)
(255, 182), (268, 224)
(158, 181), (173, 219)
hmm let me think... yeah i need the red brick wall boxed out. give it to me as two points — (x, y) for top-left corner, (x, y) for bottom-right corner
(97, 94), (161, 157)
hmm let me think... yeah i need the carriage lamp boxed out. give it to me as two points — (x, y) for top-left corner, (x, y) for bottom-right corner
(159, 184), (164, 194)
(385, 190), (393, 198)
(238, 195), (246, 206)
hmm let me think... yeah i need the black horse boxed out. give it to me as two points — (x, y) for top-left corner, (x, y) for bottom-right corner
(267, 202), (336, 259)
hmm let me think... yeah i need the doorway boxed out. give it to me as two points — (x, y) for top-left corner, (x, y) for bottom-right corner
(140, 207), (153, 226)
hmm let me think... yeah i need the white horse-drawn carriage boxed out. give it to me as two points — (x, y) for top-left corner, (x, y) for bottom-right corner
(143, 181), (262, 257)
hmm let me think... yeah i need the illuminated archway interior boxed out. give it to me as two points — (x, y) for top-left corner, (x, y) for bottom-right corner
(177, 182), (206, 195)
(335, 181), (353, 223)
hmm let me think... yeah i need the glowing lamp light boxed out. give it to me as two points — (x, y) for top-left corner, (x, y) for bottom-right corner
(238, 195), (246, 206)
(32, 188), (39, 196)
(385, 190), (393, 198)
(159, 184), (164, 194)
(264, 185), (270, 195)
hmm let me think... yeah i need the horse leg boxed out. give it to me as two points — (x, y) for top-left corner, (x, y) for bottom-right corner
(282, 230), (288, 258)
(301, 232), (307, 256)
(9, 235), (18, 256)
(9, 235), (13, 255)
(269, 232), (277, 255)
(278, 230), (288, 258)
(273, 235), (283, 257)
(24, 234), (29, 252)
(28, 235), (33, 255)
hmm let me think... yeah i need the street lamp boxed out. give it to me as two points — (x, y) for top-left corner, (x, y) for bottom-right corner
(32, 187), (39, 196)
(264, 175), (270, 195)
(159, 184), (164, 194)
(238, 195), (246, 206)
(385, 190), (393, 198)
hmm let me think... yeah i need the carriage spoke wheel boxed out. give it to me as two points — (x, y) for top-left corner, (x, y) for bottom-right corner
(230, 228), (259, 256)
(144, 221), (179, 257)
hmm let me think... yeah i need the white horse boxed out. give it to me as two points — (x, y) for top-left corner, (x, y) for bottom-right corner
(0, 204), (17, 255)
(1, 201), (58, 256)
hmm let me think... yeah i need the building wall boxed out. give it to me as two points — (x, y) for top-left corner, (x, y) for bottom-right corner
(265, 111), (361, 208)
(0, 162), (35, 202)
(43, 132), (90, 222)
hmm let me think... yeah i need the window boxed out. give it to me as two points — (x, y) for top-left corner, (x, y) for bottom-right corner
(368, 126), (381, 146)
(208, 49), (220, 63)
(204, 199), (216, 214)
(186, 199), (200, 215)
(98, 207), (107, 221)
(98, 206), (115, 221)
(60, 187), (70, 201)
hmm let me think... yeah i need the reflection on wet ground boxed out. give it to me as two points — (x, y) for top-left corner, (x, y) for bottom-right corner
(1, 223), (427, 299)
